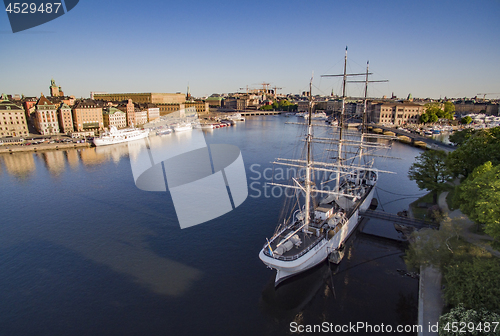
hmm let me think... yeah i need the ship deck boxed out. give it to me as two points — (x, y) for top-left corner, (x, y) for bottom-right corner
(263, 182), (375, 261)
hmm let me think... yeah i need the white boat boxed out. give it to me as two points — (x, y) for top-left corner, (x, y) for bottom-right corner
(156, 128), (172, 136)
(303, 111), (328, 120)
(259, 49), (393, 285)
(93, 125), (149, 146)
(173, 123), (192, 132)
(201, 124), (215, 130)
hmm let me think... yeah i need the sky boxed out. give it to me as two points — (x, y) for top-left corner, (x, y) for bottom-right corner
(1, 0), (500, 100)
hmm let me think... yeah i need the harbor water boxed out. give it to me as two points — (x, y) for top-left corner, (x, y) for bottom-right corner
(0, 116), (425, 335)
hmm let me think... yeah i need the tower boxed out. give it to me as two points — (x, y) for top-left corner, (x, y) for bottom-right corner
(50, 78), (59, 97)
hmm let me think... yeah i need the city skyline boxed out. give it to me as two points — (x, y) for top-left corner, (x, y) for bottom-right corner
(1, 0), (499, 100)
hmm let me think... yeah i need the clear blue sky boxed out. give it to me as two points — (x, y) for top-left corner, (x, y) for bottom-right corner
(1, 0), (499, 99)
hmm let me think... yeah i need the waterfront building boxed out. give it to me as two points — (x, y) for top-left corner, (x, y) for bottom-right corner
(184, 100), (209, 114)
(224, 96), (249, 110)
(35, 95), (60, 135)
(0, 94), (29, 137)
(145, 104), (159, 122)
(58, 103), (74, 134)
(369, 102), (424, 125)
(453, 100), (499, 116)
(72, 99), (104, 134)
(116, 99), (135, 127)
(159, 103), (185, 116)
(206, 96), (224, 107)
(134, 107), (148, 126)
(297, 100), (311, 113)
(92, 92), (186, 105)
(134, 103), (160, 122)
(102, 107), (127, 129)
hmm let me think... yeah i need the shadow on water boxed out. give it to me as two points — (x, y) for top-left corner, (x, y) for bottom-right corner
(260, 261), (338, 320)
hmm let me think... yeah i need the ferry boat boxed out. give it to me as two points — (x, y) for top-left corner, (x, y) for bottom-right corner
(173, 123), (192, 132)
(259, 48), (393, 285)
(93, 125), (149, 146)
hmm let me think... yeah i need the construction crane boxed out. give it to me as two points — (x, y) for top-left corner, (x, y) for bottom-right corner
(477, 93), (500, 99)
(259, 82), (271, 94)
(272, 86), (283, 97)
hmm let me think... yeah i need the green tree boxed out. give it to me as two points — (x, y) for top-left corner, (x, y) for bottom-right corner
(444, 101), (456, 119)
(460, 116), (473, 125)
(443, 258), (500, 313)
(447, 128), (500, 179)
(429, 113), (439, 123)
(404, 218), (462, 271)
(453, 161), (500, 240)
(449, 128), (474, 146)
(408, 150), (452, 204)
(420, 113), (429, 123)
(425, 102), (443, 115)
(439, 304), (500, 336)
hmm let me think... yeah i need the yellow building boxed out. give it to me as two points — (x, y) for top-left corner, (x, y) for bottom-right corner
(0, 94), (29, 137)
(93, 92), (186, 104)
(370, 102), (424, 125)
(103, 106), (127, 129)
(184, 100), (209, 114)
(72, 99), (104, 134)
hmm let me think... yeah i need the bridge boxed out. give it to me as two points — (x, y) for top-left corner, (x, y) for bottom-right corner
(374, 126), (455, 151)
(239, 110), (281, 116)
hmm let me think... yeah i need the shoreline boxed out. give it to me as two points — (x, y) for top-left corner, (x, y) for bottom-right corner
(0, 142), (91, 154)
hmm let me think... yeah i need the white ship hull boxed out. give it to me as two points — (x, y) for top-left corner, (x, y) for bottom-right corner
(94, 128), (149, 146)
(174, 124), (192, 132)
(260, 185), (375, 285)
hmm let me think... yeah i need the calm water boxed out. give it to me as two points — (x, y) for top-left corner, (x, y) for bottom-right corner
(0, 116), (424, 336)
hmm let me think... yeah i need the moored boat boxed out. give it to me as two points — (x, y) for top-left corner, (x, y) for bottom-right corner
(259, 48), (393, 285)
(93, 125), (149, 146)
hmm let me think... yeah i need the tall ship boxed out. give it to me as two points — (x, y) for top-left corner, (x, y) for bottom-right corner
(259, 48), (393, 285)
(93, 125), (149, 146)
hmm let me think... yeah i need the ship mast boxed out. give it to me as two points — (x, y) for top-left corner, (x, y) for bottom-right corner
(304, 76), (314, 230)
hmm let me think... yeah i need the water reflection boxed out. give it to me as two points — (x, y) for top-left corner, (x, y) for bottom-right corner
(260, 261), (334, 320)
(66, 150), (80, 169)
(0, 145), (203, 297)
(39, 151), (66, 176)
(1, 152), (36, 179)
(79, 147), (108, 166)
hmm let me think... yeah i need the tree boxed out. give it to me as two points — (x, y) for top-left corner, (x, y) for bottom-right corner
(404, 218), (462, 271)
(420, 113), (429, 123)
(443, 101), (456, 119)
(448, 128), (474, 146)
(439, 304), (500, 336)
(447, 127), (500, 179)
(453, 161), (500, 240)
(429, 113), (439, 123)
(408, 150), (452, 204)
(460, 116), (472, 125)
(443, 258), (500, 313)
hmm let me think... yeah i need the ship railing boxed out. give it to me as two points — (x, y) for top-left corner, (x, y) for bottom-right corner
(263, 234), (326, 261)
